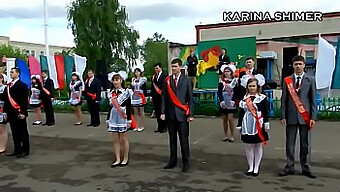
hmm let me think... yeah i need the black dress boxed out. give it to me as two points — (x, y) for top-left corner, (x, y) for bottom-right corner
(237, 94), (269, 144)
(186, 55), (198, 77)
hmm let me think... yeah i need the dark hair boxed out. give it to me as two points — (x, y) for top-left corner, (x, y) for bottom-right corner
(111, 74), (126, 89)
(71, 73), (80, 81)
(246, 78), (261, 93)
(171, 58), (182, 66)
(88, 69), (95, 74)
(245, 56), (255, 62)
(221, 48), (227, 52)
(42, 70), (48, 74)
(221, 67), (234, 79)
(11, 67), (20, 74)
(134, 68), (143, 78)
(292, 55), (305, 64)
(0, 74), (4, 84)
(154, 63), (162, 68)
(31, 76), (42, 87)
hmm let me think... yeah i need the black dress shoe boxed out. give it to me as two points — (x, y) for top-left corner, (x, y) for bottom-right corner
(42, 123), (48, 126)
(16, 153), (29, 158)
(246, 171), (253, 176)
(86, 124), (93, 127)
(163, 164), (176, 169)
(302, 171), (317, 179)
(93, 124), (100, 127)
(47, 123), (55, 126)
(120, 162), (129, 167)
(160, 129), (167, 133)
(111, 163), (120, 168)
(6, 153), (20, 157)
(279, 170), (295, 177)
(154, 130), (160, 133)
(182, 164), (190, 173)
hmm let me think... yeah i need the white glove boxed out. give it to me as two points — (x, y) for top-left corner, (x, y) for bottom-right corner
(236, 126), (241, 130)
(264, 122), (270, 131)
(220, 101), (226, 109)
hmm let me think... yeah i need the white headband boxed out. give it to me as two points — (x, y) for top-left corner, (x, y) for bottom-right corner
(31, 74), (41, 79)
(72, 72), (80, 77)
(240, 74), (265, 88)
(108, 71), (128, 82)
(220, 63), (236, 73)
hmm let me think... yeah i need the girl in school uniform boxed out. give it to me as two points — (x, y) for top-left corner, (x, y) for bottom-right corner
(218, 64), (238, 142)
(236, 74), (270, 177)
(30, 75), (43, 125)
(0, 74), (8, 155)
(69, 72), (83, 125)
(106, 71), (132, 167)
(131, 68), (147, 132)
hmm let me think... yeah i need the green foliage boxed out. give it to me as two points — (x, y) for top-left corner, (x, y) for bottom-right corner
(0, 44), (27, 62)
(140, 32), (168, 76)
(67, 0), (139, 72)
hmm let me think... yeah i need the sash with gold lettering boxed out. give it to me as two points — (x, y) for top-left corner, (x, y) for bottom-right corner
(111, 92), (137, 130)
(245, 97), (267, 145)
(152, 74), (162, 95)
(284, 77), (312, 130)
(7, 85), (21, 113)
(166, 76), (190, 116)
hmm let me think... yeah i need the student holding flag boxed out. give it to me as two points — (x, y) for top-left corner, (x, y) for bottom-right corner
(236, 73), (269, 177)
(84, 69), (101, 127)
(279, 55), (317, 179)
(151, 63), (167, 133)
(41, 70), (55, 126)
(161, 58), (195, 173)
(106, 71), (133, 168)
(3, 67), (29, 158)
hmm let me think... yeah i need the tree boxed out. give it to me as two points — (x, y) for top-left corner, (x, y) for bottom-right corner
(0, 44), (27, 62)
(140, 32), (168, 76)
(67, 0), (139, 72)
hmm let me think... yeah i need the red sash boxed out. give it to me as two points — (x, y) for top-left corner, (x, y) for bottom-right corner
(85, 79), (96, 100)
(111, 92), (137, 130)
(284, 77), (312, 130)
(245, 97), (267, 145)
(166, 76), (190, 116)
(42, 87), (51, 96)
(137, 92), (146, 105)
(7, 85), (21, 113)
(152, 74), (162, 95)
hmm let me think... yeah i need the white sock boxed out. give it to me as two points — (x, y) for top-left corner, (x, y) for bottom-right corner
(253, 143), (263, 173)
(245, 144), (255, 172)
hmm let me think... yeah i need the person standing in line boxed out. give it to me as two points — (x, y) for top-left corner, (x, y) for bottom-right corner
(69, 72), (83, 125)
(30, 75), (43, 126)
(0, 73), (8, 155)
(161, 58), (195, 173)
(131, 68), (147, 132)
(186, 49), (198, 89)
(279, 55), (317, 179)
(218, 64), (237, 142)
(84, 69), (102, 127)
(151, 63), (167, 133)
(3, 67), (29, 158)
(218, 48), (231, 74)
(41, 70), (55, 126)
(106, 71), (132, 168)
(236, 74), (269, 177)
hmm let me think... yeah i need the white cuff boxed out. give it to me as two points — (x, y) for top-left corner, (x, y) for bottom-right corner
(127, 120), (132, 124)
(264, 122), (270, 131)
(236, 126), (241, 130)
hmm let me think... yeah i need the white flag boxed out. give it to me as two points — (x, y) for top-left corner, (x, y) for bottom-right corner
(48, 55), (59, 89)
(6, 58), (16, 82)
(74, 54), (87, 90)
(316, 35), (336, 89)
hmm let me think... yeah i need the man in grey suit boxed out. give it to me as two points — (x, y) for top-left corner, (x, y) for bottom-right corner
(161, 58), (195, 173)
(279, 55), (317, 179)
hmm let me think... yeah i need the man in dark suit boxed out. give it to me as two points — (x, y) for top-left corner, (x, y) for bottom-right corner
(186, 49), (198, 89)
(151, 63), (167, 133)
(85, 69), (101, 127)
(235, 56), (262, 101)
(41, 70), (55, 126)
(218, 48), (230, 74)
(279, 55), (317, 179)
(161, 58), (195, 172)
(3, 67), (29, 158)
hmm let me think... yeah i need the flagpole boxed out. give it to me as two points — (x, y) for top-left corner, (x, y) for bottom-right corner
(43, 0), (49, 57)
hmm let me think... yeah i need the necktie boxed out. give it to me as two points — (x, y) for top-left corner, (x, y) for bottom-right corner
(174, 77), (178, 88)
(295, 76), (301, 89)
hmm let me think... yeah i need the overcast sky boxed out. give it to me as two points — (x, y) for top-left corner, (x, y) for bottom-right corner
(0, 0), (339, 47)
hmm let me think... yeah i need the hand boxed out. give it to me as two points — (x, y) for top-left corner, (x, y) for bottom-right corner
(127, 123), (131, 128)
(51, 98), (54, 101)
(18, 114), (25, 119)
(95, 101), (99, 103)
(123, 114), (127, 119)
(149, 97), (153, 103)
(280, 119), (287, 126)
(3, 113), (7, 121)
(187, 117), (194, 122)
(309, 120), (316, 128)
(160, 114), (165, 120)
(264, 123), (270, 131)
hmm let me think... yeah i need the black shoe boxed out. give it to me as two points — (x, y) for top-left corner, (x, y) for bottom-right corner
(75, 122), (82, 126)
(182, 164), (190, 173)
(32, 121), (42, 125)
(16, 153), (29, 158)
(302, 171), (317, 179)
(160, 129), (167, 133)
(47, 123), (55, 126)
(42, 123), (48, 126)
(246, 171), (253, 176)
(279, 170), (295, 177)
(163, 164), (176, 169)
(93, 124), (100, 127)
(120, 162), (129, 167)
(111, 162), (120, 168)
(86, 124), (93, 127)
(6, 153), (20, 157)
(252, 172), (259, 177)
(154, 130), (160, 133)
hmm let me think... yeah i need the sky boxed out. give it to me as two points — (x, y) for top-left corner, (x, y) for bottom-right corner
(0, 0), (339, 48)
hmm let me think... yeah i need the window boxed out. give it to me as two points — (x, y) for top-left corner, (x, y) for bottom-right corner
(40, 50), (45, 56)
(30, 50), (36, 57)
(305, 50), (314, 59)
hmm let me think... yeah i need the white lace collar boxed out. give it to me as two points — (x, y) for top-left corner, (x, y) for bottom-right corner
(243, 93), (266, 104)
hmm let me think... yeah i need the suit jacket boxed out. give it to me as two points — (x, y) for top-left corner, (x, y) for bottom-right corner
(161, 74), (194, 122)
(3, 80), (29, 120)
(151, 72), (167, 101)
(85, 77), (101, 101)
(280, 74), (317, 125)
(42, 78), (55, 99)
